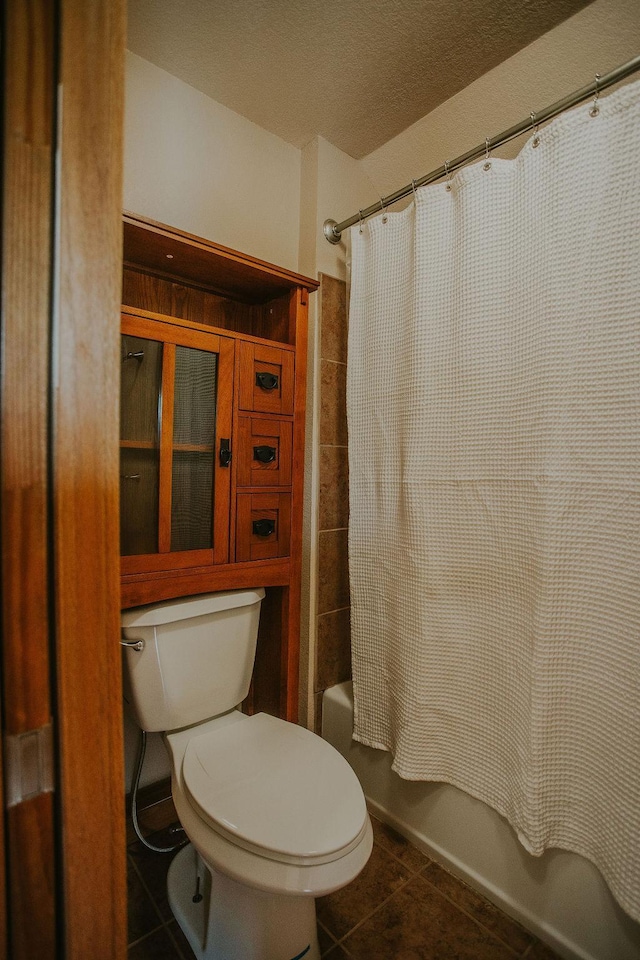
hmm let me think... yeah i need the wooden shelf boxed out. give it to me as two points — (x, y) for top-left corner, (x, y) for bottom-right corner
(120, 439), (156, 449)
(172, 444), (214, 453)
(120, 213), (313, 723)
(124, 212), (319, 305)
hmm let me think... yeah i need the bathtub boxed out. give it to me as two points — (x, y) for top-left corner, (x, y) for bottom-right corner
(322, 682), (640, 960)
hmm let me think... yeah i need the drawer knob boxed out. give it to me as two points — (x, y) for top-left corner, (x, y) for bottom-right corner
(255, 371), (279, 391)
(253, 518), (275, 537)
(219, 438), (232, 467)
(253, 445), (277, 464)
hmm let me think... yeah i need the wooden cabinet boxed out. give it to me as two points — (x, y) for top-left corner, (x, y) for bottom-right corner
(120, 314), (234, 572)
(120, 213), (318, 721)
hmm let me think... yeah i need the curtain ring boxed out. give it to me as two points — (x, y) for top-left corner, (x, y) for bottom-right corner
(590, 73), (601, 117)
(444, 160), (452, 191)
(483, 137), (492, 171)
(411, 178), (417, 200)
(379, 196), (388, 224)
(358, 209), (364, 234)
(530, 111), (540, 148)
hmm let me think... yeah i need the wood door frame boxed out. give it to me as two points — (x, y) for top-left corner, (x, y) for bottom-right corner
(1, 1), (127, 956)
(54, 1), (127, 956)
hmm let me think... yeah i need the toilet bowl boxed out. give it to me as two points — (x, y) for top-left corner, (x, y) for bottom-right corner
(121, 590), (372, 960)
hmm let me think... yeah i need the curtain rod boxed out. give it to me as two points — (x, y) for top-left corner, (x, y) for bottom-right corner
(323, 54), (640, 244)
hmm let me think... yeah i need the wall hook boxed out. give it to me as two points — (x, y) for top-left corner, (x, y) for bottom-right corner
(530, 111), (540, 148)
(590, 73), (601, 117)
(483, 137), (492, 171)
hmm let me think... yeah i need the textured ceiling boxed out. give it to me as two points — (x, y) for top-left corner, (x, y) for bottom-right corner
(127, 0), (593, 159)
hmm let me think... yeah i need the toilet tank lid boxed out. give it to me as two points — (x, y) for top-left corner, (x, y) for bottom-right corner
(121, 588), (265, 628)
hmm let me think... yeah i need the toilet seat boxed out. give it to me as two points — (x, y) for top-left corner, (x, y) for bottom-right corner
(182, 713), (368, 867)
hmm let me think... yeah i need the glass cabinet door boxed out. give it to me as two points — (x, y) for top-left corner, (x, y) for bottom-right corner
(120, 335), (162, 556)
(120, 316), (233, 571)
(170, 345), (217, 552)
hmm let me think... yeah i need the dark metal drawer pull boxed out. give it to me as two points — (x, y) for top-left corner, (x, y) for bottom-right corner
(252, 519), (275, 537)
(219, 438), (232, 467)
(255, 371), (279, 391)
(253, 445), (277, 463)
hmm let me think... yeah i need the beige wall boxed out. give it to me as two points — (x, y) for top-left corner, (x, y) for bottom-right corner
(124, 51), (301, 271)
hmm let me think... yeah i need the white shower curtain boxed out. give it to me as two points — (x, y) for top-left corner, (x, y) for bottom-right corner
(347, 80), (640, 921)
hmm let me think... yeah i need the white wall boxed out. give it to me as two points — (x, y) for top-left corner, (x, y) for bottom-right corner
(124, 51), (301, 271)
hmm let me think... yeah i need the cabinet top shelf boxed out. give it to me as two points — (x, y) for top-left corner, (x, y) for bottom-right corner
(123, 212), (319, 305)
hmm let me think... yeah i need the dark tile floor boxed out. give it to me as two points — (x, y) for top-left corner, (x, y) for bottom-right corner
(127, 800), (562, 959)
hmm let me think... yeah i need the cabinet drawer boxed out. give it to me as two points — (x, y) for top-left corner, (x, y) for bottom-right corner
(237, 417), (293, 487)
(236, 493), (291, 561)
(239, 342), (294, 415)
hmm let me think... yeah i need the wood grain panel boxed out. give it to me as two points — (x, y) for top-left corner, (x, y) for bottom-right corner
(122, 312), (221, 352)
(122, 305), (297, 351)
(285, 288), (310, 720)
(121, 558), (291, 607)
(2, 2), (57, 955)
(7, 796), (56, 958)
(122, 268), (173, 315)
(2, 0), (54, 739)
(236, 493), (291, 562)
(158, 343), (175, 553)
(123, 268), (261, 334)
(123, 212), (319, 304)
(237, 417), (293, 487)
(213, 337), (235, 564)
(54, 0), (127, 957)
(238, 341), (295, 415)
(249, 587), (284, 718)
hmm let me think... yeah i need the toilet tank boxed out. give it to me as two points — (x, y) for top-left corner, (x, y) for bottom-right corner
(121, 589), (265, 733)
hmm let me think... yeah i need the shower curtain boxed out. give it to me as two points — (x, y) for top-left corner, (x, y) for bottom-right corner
(347, 80), (640, 921)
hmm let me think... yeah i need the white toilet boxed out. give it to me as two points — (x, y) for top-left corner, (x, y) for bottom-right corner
(121, 588), (373, 960)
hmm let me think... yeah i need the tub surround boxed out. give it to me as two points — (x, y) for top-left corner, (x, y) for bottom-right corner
(323, 682), (640, 960)
(316, 274), (352, 731)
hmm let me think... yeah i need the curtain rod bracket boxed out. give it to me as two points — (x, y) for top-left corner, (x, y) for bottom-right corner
(323, 219), (342, 244)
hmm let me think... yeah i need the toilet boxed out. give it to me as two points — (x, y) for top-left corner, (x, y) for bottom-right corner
(121, 588), (373, 960)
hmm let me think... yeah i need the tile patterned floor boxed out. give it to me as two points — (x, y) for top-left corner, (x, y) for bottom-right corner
(127, 802), (563, 959)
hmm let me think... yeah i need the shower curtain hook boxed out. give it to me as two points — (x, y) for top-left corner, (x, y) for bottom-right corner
(380, 196), (388, 224)
(483, 137), (492, 171)
(358, 209), (364, 234)
(530, 111), (540, 148)
(411, 178), (418, 200)
(444, 160), (453, 191)
(590, 73), (601, 117)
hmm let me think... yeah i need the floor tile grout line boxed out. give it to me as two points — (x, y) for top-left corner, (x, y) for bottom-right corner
(370, 820), (533, 956)
(126, 921), (168, 951)
(127, 851), (169, 941)
(331, 869), (422, 947)
(370, 822), (530, 954)
(165, 919), (192, 960)
(418, 867), (523, 958)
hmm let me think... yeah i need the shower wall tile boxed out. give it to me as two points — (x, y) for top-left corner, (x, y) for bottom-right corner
(319, 273), (348, 363)
(316, 607), (351, 692)
(316, 274), (352, 712)
(318, 529), (350, 614)
(319, 445), (349, 531)
(320, 360), (347, 446)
